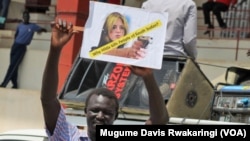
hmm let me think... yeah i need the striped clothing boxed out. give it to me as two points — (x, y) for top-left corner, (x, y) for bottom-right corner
(46, 108), (89, 141)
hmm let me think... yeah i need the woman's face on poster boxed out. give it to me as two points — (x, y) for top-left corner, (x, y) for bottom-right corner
(108, 18), (125, 41)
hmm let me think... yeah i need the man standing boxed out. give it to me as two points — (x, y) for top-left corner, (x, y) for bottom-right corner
(141, 0), (198, 60)
(0, 10), (47, 88)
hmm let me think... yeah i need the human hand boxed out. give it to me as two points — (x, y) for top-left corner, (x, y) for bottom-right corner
(37, 28), (47, 34)
(50, 19), (79, 49)
(128, 65), (153, 78)
(127, 40), (146, 59)
(126, 47), (146, 59)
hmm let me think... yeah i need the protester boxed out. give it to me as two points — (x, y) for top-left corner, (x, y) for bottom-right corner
(41, 19), (169, 141)
(0, 10), (47, 88)
(141, 0), (198, 60)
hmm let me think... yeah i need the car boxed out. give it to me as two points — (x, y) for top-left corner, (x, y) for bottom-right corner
(0, 129), (48, 141)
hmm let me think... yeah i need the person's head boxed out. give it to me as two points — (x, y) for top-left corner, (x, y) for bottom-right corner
(98, 12), (129, 47)
(23, 10), (30, 24)
(84, 88), (119, 136)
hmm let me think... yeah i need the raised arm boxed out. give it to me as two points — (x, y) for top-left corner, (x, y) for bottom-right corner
(41, 19), (77, 133)
(129, 66), (169, 125)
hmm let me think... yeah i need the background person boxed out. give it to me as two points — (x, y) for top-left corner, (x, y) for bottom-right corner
(202, 0), (238, 30)
(0, 10), (47, 88)
(0, 0), (11, 29)
(141, 0), (198, 60)
(41, 19), (169, 141)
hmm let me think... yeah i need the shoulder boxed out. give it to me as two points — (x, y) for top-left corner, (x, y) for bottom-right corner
(28, 23), (40, 27)
(29, 23), (43, 30)
(30, 23), (40, 26)
(183, 0), (197, 12)
(17, 22), (24, 27)
(141, 0), (154, 8)
(188, 0), (197, 7)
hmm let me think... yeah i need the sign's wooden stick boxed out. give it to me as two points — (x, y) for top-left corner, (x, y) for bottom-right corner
(73, 26), (84, 32)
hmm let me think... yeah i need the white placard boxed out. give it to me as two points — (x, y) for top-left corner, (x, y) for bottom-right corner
(80, 1), (168, 69)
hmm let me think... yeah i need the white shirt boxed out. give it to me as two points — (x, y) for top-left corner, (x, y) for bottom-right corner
(142, 0), (198, 59)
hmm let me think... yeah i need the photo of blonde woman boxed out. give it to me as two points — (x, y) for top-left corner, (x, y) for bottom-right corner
(90, 12), (146, 59)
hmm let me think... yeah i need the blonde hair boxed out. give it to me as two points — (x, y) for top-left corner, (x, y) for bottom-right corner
(98, 12), (129, 47)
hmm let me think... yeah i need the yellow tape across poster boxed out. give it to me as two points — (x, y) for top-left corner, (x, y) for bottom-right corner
(89, 20), (162, 58)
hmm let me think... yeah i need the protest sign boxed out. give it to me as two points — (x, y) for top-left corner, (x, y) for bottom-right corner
(80, 1), (168, 69)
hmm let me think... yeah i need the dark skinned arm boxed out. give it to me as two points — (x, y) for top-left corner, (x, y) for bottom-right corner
(37, 28), (47, 34)
(41, 19), (77, 133)
(129, 66), (169, 125)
